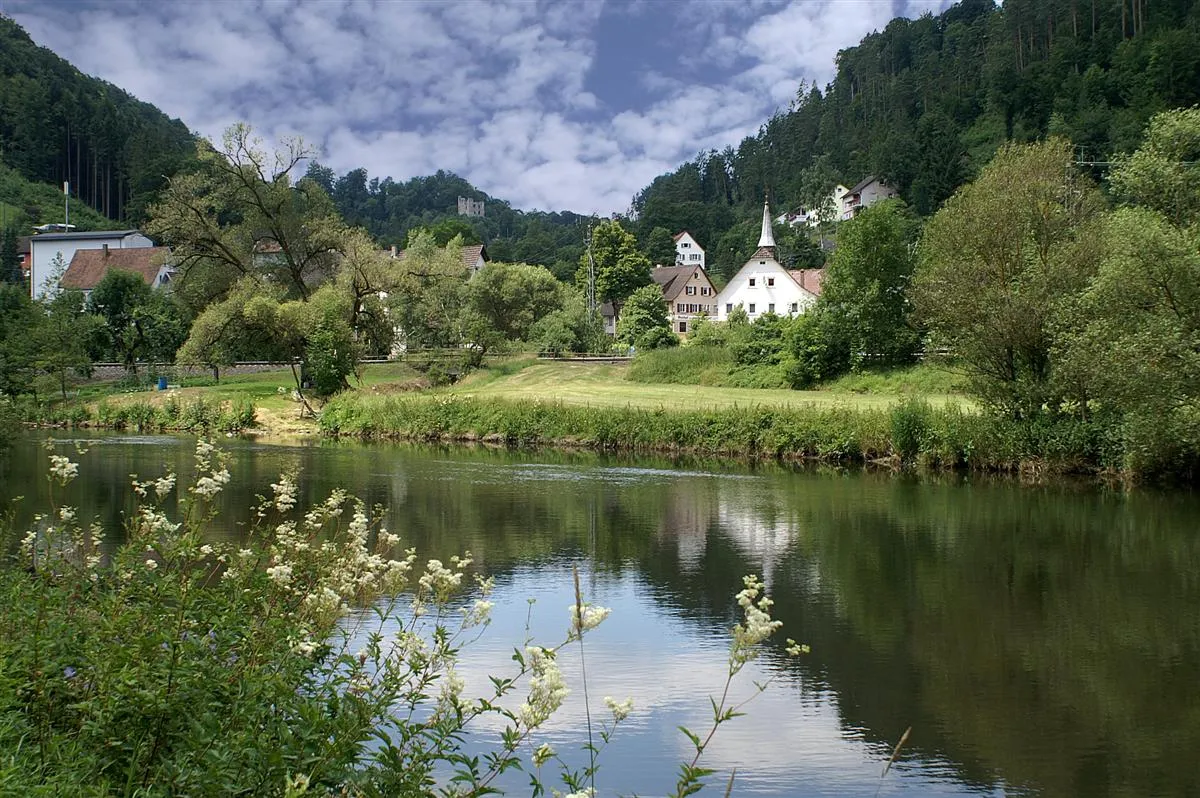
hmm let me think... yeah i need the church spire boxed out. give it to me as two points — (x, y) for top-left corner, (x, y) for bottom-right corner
(757, 198), (775, 250)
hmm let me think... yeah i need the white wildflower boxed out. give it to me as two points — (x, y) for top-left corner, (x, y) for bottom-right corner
(292, 638), (318, 657)
(266, 564), (293, 586)
(193, 468), (230, 498)
(58, 506), (76, 524)
(153, 474), (176, 500)
(271, 474), (298, 513)
(518, 646), (569, 728)
(48, 455), (79, 484)
(532, 743), (555, 768)
(199, 544), (214, 556)
(785, 638), (811, 657)
(144, 558), (158, 571)
(731, 574), (783, 665)
(569, 603), (611, 637)
(603, 695), (634, 722)
(463, 598), (493, 626)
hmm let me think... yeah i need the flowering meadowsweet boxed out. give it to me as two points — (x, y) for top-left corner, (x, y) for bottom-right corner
(144, 558), (158, 570)
(153, 474), (176, 501)
(604, 695), (634, 722)
(58, 506), (76, 523)
(199, 544), (214, 556)
(785, 638), (810, 657)
(518, 646), (569, 729)
(568, 602), (611, 638)
(48, 455), (79, 484)
(271, 474), (298, 513)
(731, 574), (783, 665)
(532, 743), (555, 768)
(266, 564), (293, 586)
(558, 790), (596, 798)
(193, 468), (231, 498)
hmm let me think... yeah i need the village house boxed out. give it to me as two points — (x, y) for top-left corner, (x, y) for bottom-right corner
(715, 202), (823, 322)
(651, 263), (717, 335)
(840, 176), (898, 220)
(673, 231), (705, 269)
(59, 246), (175, 303)
(389, 242), (488, 274)
(28, 229), (155, 299)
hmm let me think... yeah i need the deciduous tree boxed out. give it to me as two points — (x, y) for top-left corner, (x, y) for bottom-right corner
(912, 139), (1106, 416)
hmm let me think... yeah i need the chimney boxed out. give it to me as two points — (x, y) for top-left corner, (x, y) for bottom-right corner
(103, 244), (109, 257)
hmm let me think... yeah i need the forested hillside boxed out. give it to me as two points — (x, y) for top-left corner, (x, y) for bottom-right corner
(0, 17), (196, 224)
(303, 164), (590, 281)
(633, 0), (1200, 279)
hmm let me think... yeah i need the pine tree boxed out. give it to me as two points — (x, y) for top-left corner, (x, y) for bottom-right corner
(0, 227), (22, 286)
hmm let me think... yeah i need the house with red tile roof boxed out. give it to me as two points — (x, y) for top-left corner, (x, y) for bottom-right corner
(60, 246), (175, 302)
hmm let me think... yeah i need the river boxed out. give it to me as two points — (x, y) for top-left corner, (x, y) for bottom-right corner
(3, 433), (1199, 797)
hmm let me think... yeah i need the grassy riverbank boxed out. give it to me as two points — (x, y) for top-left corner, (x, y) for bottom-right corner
(450, 359), (969, 411)
(320, 391), (1110, 474)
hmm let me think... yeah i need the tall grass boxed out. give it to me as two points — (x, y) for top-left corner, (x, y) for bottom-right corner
(626, 346), (735, 386)
(21, 395), (257, 434)
(321, 392), (1120, 474)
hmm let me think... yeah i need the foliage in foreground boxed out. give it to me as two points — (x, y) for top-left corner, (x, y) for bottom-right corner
(0, 442), (799, 796)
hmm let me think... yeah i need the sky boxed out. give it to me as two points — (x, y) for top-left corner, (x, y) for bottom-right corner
(11, 0), (952, 215)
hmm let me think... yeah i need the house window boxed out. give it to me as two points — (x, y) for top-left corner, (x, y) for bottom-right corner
(726, 303), (733, 313)
(790, 302), (798, 313)
(679, 321), (687, 333)
(686, 285), (695, 295)
(749, 278), (756, 287)
(700, 287), (708, 296)
(767, 277), (775, 287)
(677, 303), (684, 312)
(690, 253), (700, 261)
(681, 242), (690, 248)
(768, 303), (775, 313)
(748, 303), (756, 314)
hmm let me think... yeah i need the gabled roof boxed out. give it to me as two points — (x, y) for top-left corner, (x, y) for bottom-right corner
(61, 247), (172, 290)
(672, 230), (702, 246)
(787, 269), (825, 297)
(392, 242), (488, 271)
(848, 175), (883, 195)
(31, 229), (142, 243)
(461, 243), (488, 267)
(650, 264), (711, 301)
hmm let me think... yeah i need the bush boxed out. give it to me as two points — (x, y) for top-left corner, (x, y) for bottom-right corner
(890, 398), (933, 461)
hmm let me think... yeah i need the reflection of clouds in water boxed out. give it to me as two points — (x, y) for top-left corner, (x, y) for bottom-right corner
(347, 567), (997, 797)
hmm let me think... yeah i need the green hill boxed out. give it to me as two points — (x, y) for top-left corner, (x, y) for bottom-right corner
(0, 16), (196, 225)
(0, 160), (115, 232)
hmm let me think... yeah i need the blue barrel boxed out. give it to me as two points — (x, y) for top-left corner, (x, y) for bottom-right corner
(157, 376), (168, 391)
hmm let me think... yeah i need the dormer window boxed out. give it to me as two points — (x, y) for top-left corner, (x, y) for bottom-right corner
(749, 278), (756, 287)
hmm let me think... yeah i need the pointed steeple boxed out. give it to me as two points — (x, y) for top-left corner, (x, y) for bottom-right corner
(757, 199), (775, 250)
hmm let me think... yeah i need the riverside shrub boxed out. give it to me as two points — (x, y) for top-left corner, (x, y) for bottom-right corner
(0, 440), (799, 796)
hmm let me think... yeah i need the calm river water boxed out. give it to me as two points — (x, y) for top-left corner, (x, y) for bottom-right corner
(3, 433), (1200, 797)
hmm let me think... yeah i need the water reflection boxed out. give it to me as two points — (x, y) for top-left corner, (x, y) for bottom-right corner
(3, 434), (1200, 796)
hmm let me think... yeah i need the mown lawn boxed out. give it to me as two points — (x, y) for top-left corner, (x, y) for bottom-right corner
(448, 360), (970, 411)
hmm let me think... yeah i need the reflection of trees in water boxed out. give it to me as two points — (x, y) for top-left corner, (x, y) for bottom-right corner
(8, 437), (1200, 797)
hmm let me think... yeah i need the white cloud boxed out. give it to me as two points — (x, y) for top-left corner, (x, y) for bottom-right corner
(10, 0), (952, 215)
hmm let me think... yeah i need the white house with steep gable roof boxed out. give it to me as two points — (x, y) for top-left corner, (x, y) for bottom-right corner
(673, 231), (705, 269)
(28, 229), (155, 299)
(715, 202), (822, 322)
